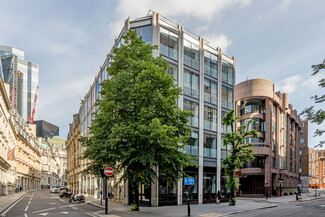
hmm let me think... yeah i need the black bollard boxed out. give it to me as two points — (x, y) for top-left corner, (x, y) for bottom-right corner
(187, 198), (191, 216)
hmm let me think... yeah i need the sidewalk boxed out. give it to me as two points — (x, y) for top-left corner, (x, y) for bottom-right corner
(0, 191), (28, 216)
(238, 192), (325, 203)
(86, 198), (277, 217)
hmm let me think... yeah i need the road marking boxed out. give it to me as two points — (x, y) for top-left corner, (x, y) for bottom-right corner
(60, 211), (68, 214)
(24, 214), (28, 217)
(86, 213), (98, 217)
(25, 205), (29, 211)
(49, 203), (56, 205)
(39, 213), (48, 216)
(28, 201), (31, 205)
(71, 206), (79, 210)
(32, 207), (56, 213)
(321, 205), (325, 207)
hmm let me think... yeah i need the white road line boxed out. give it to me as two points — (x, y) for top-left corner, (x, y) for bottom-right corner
(25, 205), (29, 211)
(28, 201), (31, 205)
(24, 214), (28, 217)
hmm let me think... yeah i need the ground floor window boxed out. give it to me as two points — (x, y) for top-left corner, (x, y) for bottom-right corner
(182, 167), (198, 204)
(159, 174), (177, 206)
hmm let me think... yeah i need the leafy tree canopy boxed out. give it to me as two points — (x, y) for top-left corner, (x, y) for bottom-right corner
(80, 30), (197, 206)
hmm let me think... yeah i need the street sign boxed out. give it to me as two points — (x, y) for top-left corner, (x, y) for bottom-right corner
(278, 178), (283, 183)
(184, 178), (194, 185)
(235, 171), (241, 176)
(298, 180), (302, 184)
(104, 167), (114, 177)
(265, 180), (269, 187)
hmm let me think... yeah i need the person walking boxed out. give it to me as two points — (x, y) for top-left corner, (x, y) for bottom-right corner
(216, 190), (221, 205)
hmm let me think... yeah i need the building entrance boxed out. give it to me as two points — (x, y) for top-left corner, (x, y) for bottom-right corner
(240, 175), (265, 195)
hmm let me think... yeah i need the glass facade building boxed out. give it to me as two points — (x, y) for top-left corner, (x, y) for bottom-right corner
(71, 12), (235, 206)
(0, 45), (39, 121)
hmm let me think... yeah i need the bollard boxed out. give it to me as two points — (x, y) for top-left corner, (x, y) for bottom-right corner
(187, 198), (191, 216)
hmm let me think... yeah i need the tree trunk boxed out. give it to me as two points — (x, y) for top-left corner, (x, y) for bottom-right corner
(134, 182), (139, 211)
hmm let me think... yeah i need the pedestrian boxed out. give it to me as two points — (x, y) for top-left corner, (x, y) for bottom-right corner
(20, 186), (22, 192)
(217, 190), (221, 205)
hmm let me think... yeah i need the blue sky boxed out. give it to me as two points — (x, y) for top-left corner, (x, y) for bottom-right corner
(1, 0), (324, 147)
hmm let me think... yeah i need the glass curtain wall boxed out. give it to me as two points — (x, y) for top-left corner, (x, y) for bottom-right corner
(160, 27), (178, 60)
(184, 34), (199, 70)
(204, 79), (217, 104)
(222, 60), (234, 85)
(222, 86), (233, 109)
(185, 131), (199, 156)
(204, 106), (217, 131)
(183, 70), (199, 98)
(204, 51), (218, 79)
(184, 99), (199, 128)
(203, 134), (217, 158)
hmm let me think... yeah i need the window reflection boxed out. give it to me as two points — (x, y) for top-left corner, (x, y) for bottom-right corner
(204, 106), (217, 131)
(184, 70), (199, 98)
(222, 60), (234, 85)
(204, 51), (218, 78)
(184, 99), (199, 128)
(204, 79), (217, 104)
(204, 134), (217, 158)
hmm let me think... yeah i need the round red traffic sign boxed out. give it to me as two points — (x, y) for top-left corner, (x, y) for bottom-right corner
(104, 167), (114, 177)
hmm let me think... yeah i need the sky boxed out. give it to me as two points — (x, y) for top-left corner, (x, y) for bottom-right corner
(0, 0), (324, 148)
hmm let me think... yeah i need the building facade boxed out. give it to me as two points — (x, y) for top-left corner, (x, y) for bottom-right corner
(0, 45), (39, 122)
(67, 12), (236, 206)
(309, 148), (325, 189)
(66, 114), (81, 194)
(35, 120), (59, 139)
(235, 79), (301, 196)
(14, 112), (41, 191)
(299, 120), (309, 192)
(0, 79), (17, 196)
(48, 136), (67, 186)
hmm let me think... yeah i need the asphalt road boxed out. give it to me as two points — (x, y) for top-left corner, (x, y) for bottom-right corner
(233, 198), (325, 217)
(5, 190), (102, 217)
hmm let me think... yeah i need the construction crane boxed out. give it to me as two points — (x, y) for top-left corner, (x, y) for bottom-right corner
(28, 86), (39, 124)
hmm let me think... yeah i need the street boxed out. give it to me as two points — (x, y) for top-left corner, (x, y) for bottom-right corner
(5, 190), (102, 217)
(233, 198), (325, 217)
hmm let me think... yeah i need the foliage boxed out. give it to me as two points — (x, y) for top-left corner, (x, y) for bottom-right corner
(222, 110), (257, 206)
(80, 30), (197, 210)
(301, 59), (325, 139)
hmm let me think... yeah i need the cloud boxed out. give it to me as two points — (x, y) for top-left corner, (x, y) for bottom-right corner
(258, 0), (293, 20)
(276, 74), (302, 93)
(303, 73), (325, 90)
(204, 34), (233, 52)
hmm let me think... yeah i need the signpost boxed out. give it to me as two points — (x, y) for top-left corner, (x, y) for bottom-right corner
(100, 167), (114, 214)
(265, 180), (269, 200)
(184, 178), (194, 216)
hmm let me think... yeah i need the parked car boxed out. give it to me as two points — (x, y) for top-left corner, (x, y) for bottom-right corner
(50, 185), (60, 193)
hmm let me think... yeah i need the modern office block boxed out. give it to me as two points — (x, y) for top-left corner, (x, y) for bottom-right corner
(68, 12), (235, 206)
(34, 120), (59, 139)
(0, 45), (39, 121)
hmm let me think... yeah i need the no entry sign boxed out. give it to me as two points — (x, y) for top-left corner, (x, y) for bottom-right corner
(104, 167), (114, 177)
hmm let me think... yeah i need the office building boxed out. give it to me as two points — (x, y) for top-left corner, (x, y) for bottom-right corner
(299, 120), (309, 192)
(67, 11), (235, 206)
(34, 120), (59, 139)
(235, 79), (301, 196)
(0, 45), (39, 121)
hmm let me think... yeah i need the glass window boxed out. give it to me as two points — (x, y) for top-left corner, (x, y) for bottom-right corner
(167, 64), (178, 84)
(204, 51), (218, 78)
(131, 25), (152, 43)
(244, 157), (265, 168)
(184, 37), (200, 70)
(204, 106), (217, 131)
(300, 139), (304, 143)
(184, 99), (199, 128)
(240, 99), (265, 115)
(185, 131), (199, 156)
(204, 134), (217, 158)
(204, 79), (217, 105)
(272, 104), (277, 118)
(183, 70), (199, 98)
(160, 27), (178, 60)
(240, 118), (265, 133)
(96, 79), (100, 99)
(222, 86), (233, 109)
(222, 60), (234, 85)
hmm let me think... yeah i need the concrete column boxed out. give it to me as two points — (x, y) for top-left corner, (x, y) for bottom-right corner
(151, 12), (160, 58)
(216, 48), (222, 193)
(177, 24), (184, 207)
(198, 37), (204, 205)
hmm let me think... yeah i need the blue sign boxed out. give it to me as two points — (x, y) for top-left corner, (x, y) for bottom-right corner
(184, 178), (194, 185)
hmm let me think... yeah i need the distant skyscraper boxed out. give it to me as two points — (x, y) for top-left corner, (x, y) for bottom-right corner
(0, 45), (39, 121)
(35, 120), (59, 139)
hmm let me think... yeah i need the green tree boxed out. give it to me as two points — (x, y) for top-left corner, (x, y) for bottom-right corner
(80, 30), (197, 211)
(301, 59), (325, 141)
(222, 110), (257, 206)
